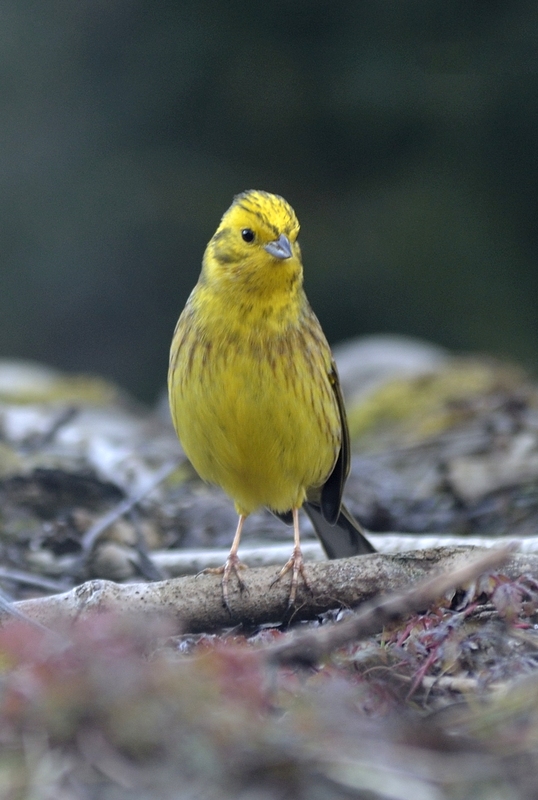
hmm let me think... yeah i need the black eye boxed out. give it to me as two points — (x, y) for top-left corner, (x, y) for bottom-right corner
(241, 228), (255, 243)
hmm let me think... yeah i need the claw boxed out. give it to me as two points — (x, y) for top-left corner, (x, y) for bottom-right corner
(271, 544), (309, 607)
(270, 508), (310, 607)
(204, 555), (248, 610)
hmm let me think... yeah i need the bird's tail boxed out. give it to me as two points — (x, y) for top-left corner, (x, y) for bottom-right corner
(303, 501), (376, 559)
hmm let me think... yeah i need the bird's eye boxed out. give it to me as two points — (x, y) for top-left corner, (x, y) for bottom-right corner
(241, 228), (255, 243)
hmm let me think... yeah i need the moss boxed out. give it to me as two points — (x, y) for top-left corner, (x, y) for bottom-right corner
(347, 358), (528, 448)
(0, 444), (23, 478)
(0, 362), (121, 406)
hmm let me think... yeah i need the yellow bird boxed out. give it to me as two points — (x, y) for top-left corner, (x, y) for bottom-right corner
(168, 190), (375, 607)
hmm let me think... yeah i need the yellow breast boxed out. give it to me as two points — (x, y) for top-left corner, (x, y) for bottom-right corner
(169, 294), (340, 516)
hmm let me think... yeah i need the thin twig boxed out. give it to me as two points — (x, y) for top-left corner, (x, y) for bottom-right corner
(128, 508), (164, 581)
(20, 406), (79, 453)
(80, 461), (180, 554)
(0, 566), (70, 593)
(0, 587), (60, 634)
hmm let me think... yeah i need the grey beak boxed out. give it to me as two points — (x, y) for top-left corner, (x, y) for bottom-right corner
(264, 234), (293, 260)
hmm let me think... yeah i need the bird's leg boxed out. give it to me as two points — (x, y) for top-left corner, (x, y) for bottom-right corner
(203, 514), (248, 610)
(272, 507), (308, 607)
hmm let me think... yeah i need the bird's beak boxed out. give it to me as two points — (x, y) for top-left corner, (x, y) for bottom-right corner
(264, 234), (293, 260)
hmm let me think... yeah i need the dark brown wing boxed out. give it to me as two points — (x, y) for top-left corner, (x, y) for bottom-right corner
(304, 360), (376, 557)
(318, 360), (350, 524)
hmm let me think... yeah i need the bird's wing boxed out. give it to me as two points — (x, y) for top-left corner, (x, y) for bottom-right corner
(276, 359), (376, 557)
(317, 360), (350, 525)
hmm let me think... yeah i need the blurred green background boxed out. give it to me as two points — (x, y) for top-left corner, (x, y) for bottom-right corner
(2, 0), (537, 401)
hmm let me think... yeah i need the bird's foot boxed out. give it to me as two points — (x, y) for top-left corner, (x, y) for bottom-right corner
(203, 555), (248, 611)
(271, 545), (308, 607)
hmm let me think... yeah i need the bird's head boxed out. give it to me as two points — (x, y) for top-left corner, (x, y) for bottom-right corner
(202, 190), (303, 293)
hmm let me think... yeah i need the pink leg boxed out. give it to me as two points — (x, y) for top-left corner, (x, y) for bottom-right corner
(204, 514), (248, 610)
(272, 508), (308, 607)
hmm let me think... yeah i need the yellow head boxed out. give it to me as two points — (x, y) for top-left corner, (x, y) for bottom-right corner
(201, 190), (303, 296)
